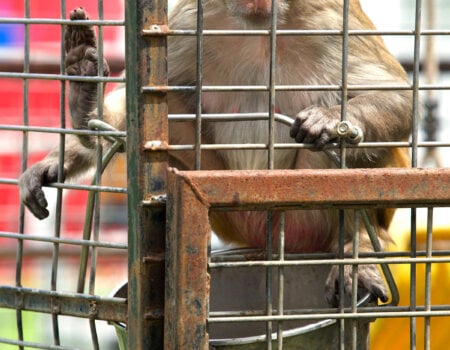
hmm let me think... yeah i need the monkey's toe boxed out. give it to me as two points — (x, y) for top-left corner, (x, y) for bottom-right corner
(325, 264), (388, 307)
(70, 7), (89, 21)
(65, 8), (96, 53)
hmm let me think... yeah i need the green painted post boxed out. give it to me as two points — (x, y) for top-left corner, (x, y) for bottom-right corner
(126, 0), (168, 349)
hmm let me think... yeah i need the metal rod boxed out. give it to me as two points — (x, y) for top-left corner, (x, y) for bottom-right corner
(351, 211), (361, 350)
(410, 1), (423, 347)
(265, 212), (273, 350)
(424, 207), (433, 350)
(277, 212), (286, 350)
(126, 0), (168, 348)
(78, 130), (128, 292)
(15, 0), (31, 347)
(0, 231), (127, 249)
(194, 0), (204, 170)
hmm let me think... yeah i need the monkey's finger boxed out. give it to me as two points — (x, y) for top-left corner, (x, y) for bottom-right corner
(27, 173), (51, 218)
(314, 132), (334, 150)
(28, 196), (50, 220)
(21, 186), (49, 220)
(290, 117), (311, 144)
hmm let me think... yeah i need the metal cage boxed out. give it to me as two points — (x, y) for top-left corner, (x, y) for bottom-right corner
(1, 1), (450, 350)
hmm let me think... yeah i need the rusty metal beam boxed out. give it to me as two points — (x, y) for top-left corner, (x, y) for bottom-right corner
(165, 168), (211, 350)
(164, 166), (450, 348)
(166, 167), (450, 210)
(0, 286), (127, 322)
(126, 0), (168, 349)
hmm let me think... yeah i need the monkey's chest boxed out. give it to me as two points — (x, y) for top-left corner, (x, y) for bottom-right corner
(211, 210), (334, 253)
(211, 122), (296, 170)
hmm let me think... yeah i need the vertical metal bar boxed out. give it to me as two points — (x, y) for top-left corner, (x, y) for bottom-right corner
(126, 0), (168, 348)
(339, 0), (350, 169)
(410, 1), (422, 349)
(338, 2), (350, 348)
(338, 209), (346, 350)
(50, 0), (68, 343)
(424, 207), (433, 350)
(265, 212), (273, 350)
(351, 211), (360, 350)
(266, 4), (278, 347)
(422, 0), (441, 167)
(165, 169), (210, 349)
(267, 0), (278, 170)
(409, 207), (417, 350)
(194, 0), (204, 170)
(411, 0), (422, 169)
(87, 2), (106, 348)
(277, 211), (285, 350)
(16, 1), (31, 348)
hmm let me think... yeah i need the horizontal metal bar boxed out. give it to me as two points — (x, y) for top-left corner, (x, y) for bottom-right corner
(143, 28), (450, 37)
(208, 309), (450, 323)
(0, 18), (124, 26)
(2, 122), (448, 150)
(210, 250), (450, 267)
(0, 231), (127, 249)
(156, 141), (450, 152)
(0, 337), (75, 350)
(0, 178), (127, 194)
(209, 304), (450, 318)
(0, 286), (127, 322)
(209, 256), (450, 268)
(0, 246), (127, 259)
(142, 82), (450, 93)
(209, 304), (450, 319)
(0, 124), (126, 137)
(0, 71), (125, 83)
(209, 249), (450, 262)
(142, 83), (408, 93)
(168, 167), (450, 210)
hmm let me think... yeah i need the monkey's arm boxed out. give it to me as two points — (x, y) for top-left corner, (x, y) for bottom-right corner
(290, 89), (412, 168)
(19, 136), (97, 219)
(19, 7), (121, 220)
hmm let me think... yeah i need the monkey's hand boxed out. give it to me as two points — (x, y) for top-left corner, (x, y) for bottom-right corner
(325, 264), (388, 307)
(64, 7), (110, 148)
(19, 160), (64, 220)
(290, 106), (349, 150)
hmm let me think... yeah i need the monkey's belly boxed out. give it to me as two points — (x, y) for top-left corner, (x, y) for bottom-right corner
(210, 210), (336, 253)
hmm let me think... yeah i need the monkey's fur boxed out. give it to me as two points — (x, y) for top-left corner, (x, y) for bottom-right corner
(19, 0), (411, 306)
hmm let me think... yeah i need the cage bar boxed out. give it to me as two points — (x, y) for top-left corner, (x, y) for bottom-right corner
(125, 0), (168, 349)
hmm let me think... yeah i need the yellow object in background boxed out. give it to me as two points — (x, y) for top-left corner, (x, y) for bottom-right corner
(370, 209), (450, 350)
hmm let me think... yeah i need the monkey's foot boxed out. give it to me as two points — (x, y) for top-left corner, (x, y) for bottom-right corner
(324, 264), (388, 307)
(64, 7), (109, 78)
(64, 7), (97, 53)
(64, 7), (110, 148)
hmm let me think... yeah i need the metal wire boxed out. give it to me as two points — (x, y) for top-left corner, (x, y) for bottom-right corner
(2, 1), (450, 349)
(0, 1), (127, 349)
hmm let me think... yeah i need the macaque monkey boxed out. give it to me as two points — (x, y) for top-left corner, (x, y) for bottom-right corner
(19, 0), (412, 307)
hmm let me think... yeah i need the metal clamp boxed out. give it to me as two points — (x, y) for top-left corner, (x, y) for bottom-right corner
(335, 120), (364, 144)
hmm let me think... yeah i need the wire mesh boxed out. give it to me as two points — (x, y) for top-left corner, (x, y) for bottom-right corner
(0, 1), (126, 349)
(1, 1), (450, 350)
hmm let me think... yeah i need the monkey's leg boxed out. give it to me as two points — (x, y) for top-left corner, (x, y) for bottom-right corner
(325, 237), (389, 308)
(64, 7), (110, 148)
